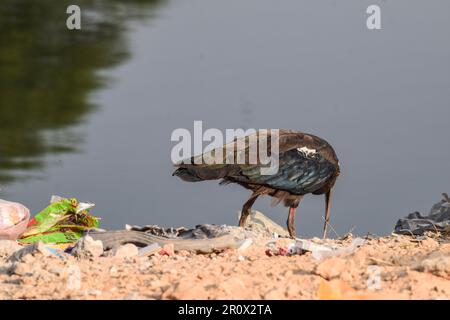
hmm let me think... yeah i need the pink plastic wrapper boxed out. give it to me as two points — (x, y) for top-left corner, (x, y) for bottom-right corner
(0, 199), (30, 240)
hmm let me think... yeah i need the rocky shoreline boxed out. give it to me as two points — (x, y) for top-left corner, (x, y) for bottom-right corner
(1, 231), (449, 300)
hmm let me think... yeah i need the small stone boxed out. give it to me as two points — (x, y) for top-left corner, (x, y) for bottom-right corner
(163, 281), (208, 299)
(168, 269), (178, 276)
(48, 266), (65, 276)
(416, 254), (450, 279)
(178, 250), (190, 257)
(66, 264), (81, 290)
(85, 288), (102, 296)
(9, 242), (52, 262)
(0, 240), (22, 258)
(285, 284), (301, 298)
(113, 244), (139, 259)
(72, 236), (104, 259)
(420, 238), (439, 250)
(0, 261), (14, 275)
(109, 266), (119, 278)
(32, 269), (54, 282)
(12, 262), (32, 276)
(138, 260), (153, 272)
(219, 277), (247, 298)
(284, 270), (293, 277)
(21, 254), (35, 264)
(124, 291), (141, 300)
(148, 279), (163, 288)
(264, 288), (285, 299)
(314, 257), (350, 280)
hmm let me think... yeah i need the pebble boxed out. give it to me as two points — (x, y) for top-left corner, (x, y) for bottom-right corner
(12, 262), (32, 276)
(264, 287), (285, 299)
(109, 266), (119, 278)
(113, 244), (139, 259)
(314, 257), (352, 280)
(163, 281), (208, 299)
(72, 236), (104, 259)
(85, 289), (102, 296)
(0, 240), (22, 258)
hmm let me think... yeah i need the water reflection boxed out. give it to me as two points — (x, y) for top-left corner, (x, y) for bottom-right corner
(1, 0), (449, 236)
(0, 0), (166, 183)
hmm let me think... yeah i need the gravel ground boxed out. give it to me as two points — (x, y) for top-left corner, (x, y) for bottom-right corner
(0, 233), (449, 300)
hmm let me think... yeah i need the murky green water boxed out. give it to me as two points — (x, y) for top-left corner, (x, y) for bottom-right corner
(1, 0), (449, 237)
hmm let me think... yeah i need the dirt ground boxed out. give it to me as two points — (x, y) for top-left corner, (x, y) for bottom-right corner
(1, 232), (450, 300)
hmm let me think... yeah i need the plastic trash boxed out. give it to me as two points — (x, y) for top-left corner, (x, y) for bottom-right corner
(237, 238), (253, 253)
(394, 193), (450, 236)
(19, 195), (100, 245)
(296, 238), (365, 260)
(265, 238), (365, 259)
(138, 243), (161, 257)
(0, 199), (30, 240)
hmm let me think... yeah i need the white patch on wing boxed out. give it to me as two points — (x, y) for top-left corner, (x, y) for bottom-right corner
(297, 146), (316, 156)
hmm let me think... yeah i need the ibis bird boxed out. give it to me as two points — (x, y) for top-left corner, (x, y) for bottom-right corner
(172, 130), (340, 238)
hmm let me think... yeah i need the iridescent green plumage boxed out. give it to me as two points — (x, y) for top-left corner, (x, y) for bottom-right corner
(173, 130), (340, 238)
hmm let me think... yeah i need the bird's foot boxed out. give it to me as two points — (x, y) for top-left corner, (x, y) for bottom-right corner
(287, 226), (296, 239)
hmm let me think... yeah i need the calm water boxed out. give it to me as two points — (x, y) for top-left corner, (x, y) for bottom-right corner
(1, 0), (449, 237)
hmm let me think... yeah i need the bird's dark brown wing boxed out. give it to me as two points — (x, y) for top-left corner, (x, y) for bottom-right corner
(173, 130), (340, 192)
(176, 130), (337, 166)
(224, 147), (338, 195)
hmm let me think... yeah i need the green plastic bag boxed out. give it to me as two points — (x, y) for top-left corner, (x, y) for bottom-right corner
(19, 196), (100, 244)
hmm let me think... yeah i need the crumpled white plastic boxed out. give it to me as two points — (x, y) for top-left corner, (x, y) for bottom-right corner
(0, 199), (30, 240)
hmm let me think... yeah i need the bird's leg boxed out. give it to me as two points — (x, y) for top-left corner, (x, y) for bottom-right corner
(287, 206), (297, 238)
(238, 193), (259, 227)
(323, 190), (332, 239)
